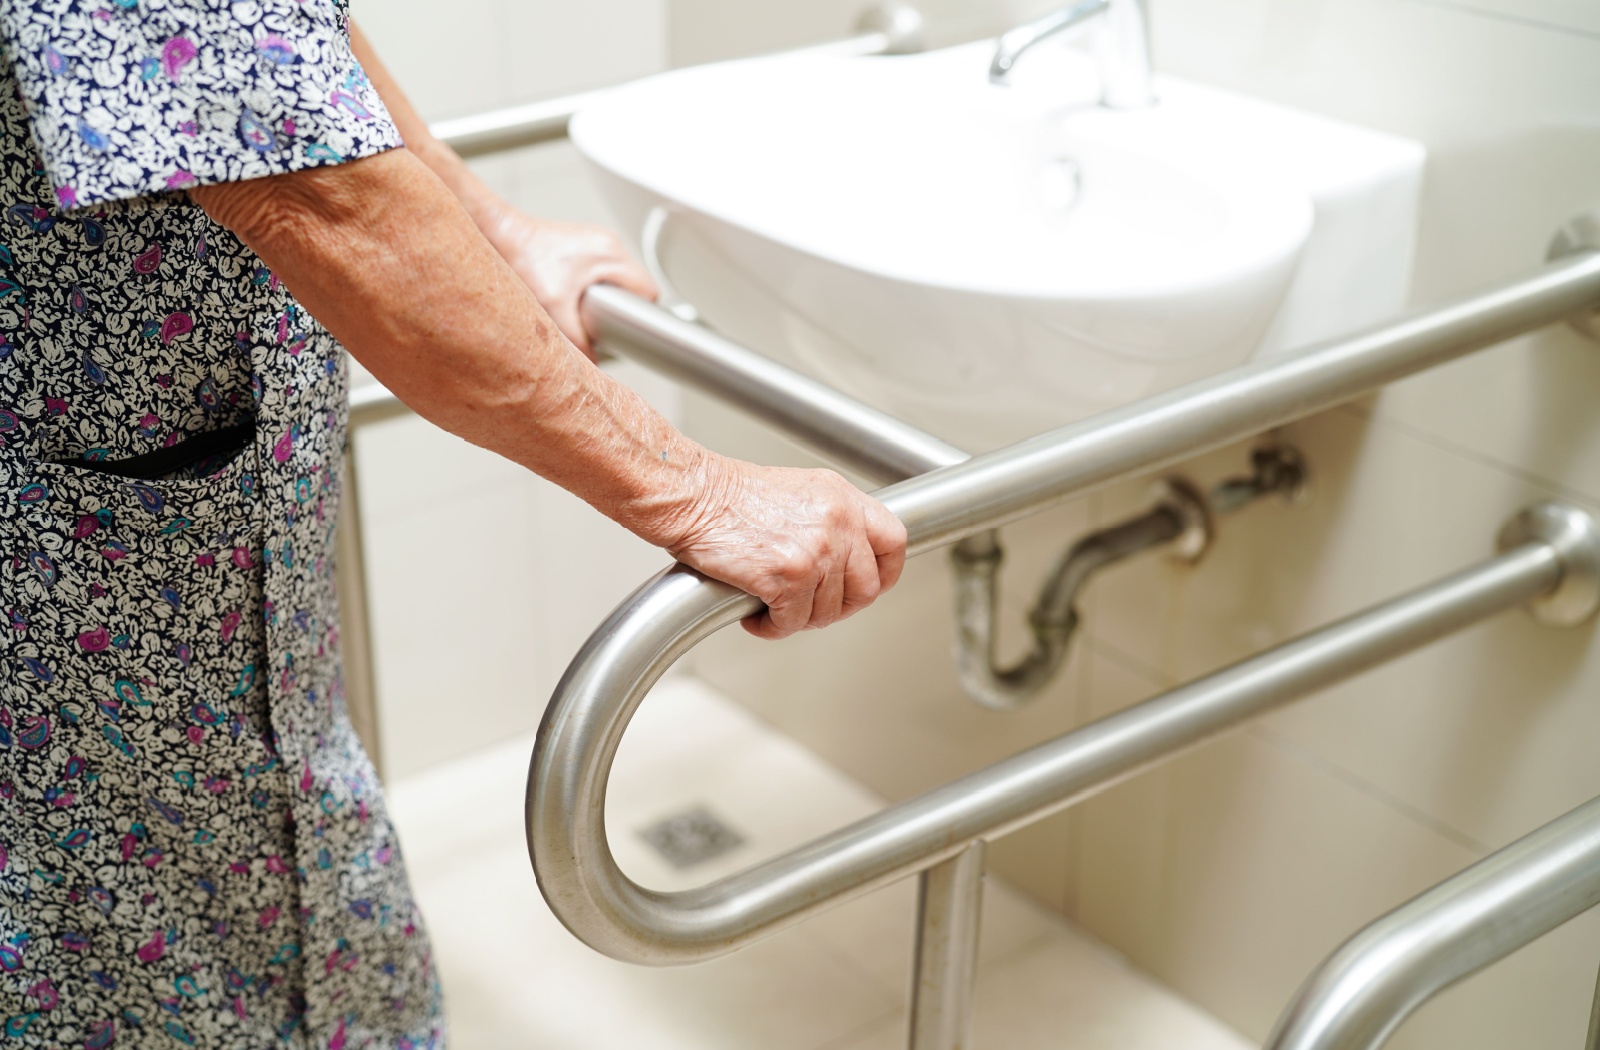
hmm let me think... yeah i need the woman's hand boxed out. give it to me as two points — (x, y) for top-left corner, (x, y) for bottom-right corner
(653, 456), (908, 641)
(484, 212), (659, 359)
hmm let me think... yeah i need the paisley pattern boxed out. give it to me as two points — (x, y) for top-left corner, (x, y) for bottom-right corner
(0, 2), (443, 1048)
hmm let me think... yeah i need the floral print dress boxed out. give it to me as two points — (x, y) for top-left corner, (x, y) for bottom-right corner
(0, 1), (444, 1047)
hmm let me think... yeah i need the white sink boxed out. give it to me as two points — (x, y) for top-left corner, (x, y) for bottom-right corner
(572, 42), (1424, 452)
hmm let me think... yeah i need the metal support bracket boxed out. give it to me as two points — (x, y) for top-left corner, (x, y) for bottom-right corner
(856, 3), (928, 55)
(1549, 210), (1600, 341)
(1497, 501), (1600, 627)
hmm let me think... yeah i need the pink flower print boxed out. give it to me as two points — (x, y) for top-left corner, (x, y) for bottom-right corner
(178, 121), (199, 137)
(272, 429), (294, 463)
(228, 860), (249, 875)
(195, 552), (216, 568)
(73, 514), (100, 539)
(44, 396), (68, 416)
(265, 855), (290, 875)
(185, 726), (205, 745)
(135, 930), (165, 964)
(161, 36), (197, 82)
(257, 906), (280, 930)
(230, 547), (254, 570)
(164, 171), (197, 190)
(330, 1018), (347, 1050)
(137, 412), (159, 436)
(300, 760), (314, 793)
(220, 610), (242, 643)
(159, 312), (193, 344)
(76, 626), (110, 653)
(54, 185), (75, 209)
(203, 777), (229, 795)
(281, 117), (297, 136)
(258, 34), (298, 66)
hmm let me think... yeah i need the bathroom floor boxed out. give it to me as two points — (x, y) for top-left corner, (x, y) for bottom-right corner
(384, 678), (1252, 1050)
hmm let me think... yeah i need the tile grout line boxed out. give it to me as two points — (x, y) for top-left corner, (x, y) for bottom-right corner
(1246, 722), (1496, 856)
(1398, 0), (1600, 41)
(1340, 403), (1600, 514)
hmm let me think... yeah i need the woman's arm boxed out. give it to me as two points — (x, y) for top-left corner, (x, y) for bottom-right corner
(190, 150), (906, 640)
(349, 21), (654, 358)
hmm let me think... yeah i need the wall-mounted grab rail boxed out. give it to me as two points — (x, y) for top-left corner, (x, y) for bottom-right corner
(1266, 790), (1600, 1050)
(581, 285), (967, 482)
(528, 228), (1600, 1047)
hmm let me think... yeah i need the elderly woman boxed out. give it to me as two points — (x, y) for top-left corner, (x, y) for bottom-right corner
(0, 2), (905, 1047)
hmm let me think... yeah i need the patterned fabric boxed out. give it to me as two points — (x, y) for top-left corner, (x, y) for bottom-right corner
(0, 2), (444, 1048)
(2, 0), (402, 211)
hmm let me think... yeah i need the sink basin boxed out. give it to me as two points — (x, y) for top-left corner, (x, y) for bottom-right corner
(572, 41), (1424, 452)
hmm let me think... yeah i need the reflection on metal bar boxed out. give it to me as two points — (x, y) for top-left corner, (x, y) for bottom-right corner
(432, 90), (612, 160)
(1266, 791), (1600, 1050)
(583, 284), (967, 483)
(911, 842), (987, 1050)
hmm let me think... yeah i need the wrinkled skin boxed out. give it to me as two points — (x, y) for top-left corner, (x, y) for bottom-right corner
(664, 462), (906, 639)
(485, 214), (657, 360)
(190, 25), (908, 642)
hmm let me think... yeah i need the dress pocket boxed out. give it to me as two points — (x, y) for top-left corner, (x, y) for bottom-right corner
(20, 423), (263, 543)
(48, 421), (256, 482)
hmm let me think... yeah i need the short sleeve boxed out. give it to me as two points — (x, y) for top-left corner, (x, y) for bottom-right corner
(0, 0), (403, 211)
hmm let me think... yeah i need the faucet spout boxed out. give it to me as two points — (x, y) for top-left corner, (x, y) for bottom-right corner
(990, 0), (1156, 109)
(989, 0), (1110, 84)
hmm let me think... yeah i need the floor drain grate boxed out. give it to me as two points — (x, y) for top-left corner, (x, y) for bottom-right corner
(638, 806), (746, 870)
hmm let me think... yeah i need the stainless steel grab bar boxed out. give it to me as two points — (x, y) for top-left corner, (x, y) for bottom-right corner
(1266, 789), (1600, 1050)
(581, 284), (968, 482)
(527, 228), (1600, 1049)
(529, 497), (1600, 959)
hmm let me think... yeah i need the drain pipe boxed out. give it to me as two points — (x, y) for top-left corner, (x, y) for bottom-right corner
(952, 445), (1307, 711)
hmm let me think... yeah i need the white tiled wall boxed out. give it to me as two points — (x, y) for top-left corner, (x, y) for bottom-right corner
(662, 1), (1600, 1047)
(347, 0), (675, 777)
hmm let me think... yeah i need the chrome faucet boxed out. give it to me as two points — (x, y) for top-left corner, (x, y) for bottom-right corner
(990, 0), (1156, 109)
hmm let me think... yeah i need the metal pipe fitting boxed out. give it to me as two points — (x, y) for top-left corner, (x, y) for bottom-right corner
(1550, 209), (1600, 340)
(952, 446), (1307, 713)
(951, 502), (1186, 711)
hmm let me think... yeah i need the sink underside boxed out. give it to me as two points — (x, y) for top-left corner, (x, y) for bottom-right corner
(573, 42), (1424, 452)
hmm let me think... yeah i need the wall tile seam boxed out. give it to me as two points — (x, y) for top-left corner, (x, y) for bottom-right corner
(1400, 0), (1600, 42)
(791, 926), (907, 1015)
(1340, 402), (1600, 512)
(1242, 722), (1496, 856)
